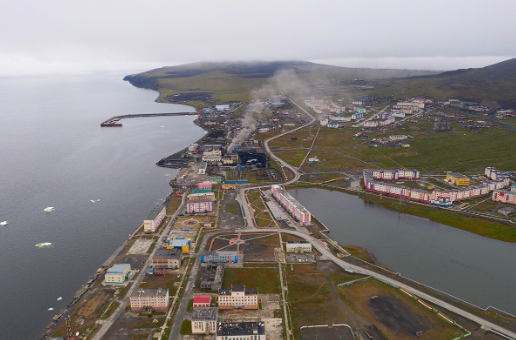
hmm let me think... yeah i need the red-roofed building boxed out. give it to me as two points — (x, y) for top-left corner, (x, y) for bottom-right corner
(193, 295), (211, 308)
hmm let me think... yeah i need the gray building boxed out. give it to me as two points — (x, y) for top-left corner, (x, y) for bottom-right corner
(200, 264), (224, 291)
(202, 250), (244, 263)
(216, 322), (266, 340)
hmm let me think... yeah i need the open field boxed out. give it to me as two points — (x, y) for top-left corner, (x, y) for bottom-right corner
(210, 232), (280, 261)
(270, 120), (516, 173)
(222, 267), (281, 293)
(336, 279), (466, 340)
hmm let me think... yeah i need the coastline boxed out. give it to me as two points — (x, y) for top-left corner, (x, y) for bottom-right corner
(42, 78), (516, 338)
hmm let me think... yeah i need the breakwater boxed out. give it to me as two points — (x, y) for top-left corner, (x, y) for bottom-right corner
(101, 112), (199, 126)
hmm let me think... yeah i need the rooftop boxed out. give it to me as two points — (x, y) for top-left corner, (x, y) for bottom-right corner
(145, 204), (165, 221)
(217, 322), (265, 336)
(131, 288), (168, 298)
(448, 172), (468, 179)
(218, 285), (257, 295)
(107, 263), (130, 275)
(193, 295), (212, 304)
(168, 239), (190, 247)
(191, 307), (218, 321)
(153, 248), (182, 259)
(203, 250), (240, 256)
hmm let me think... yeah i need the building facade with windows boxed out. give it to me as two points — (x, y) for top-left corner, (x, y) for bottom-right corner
(105, 264), (131, 284)
(191, 307), (218, 334)
(130, 288), (169, 312)
(218, 286), (258, 310)
(152, 248), (182, 271)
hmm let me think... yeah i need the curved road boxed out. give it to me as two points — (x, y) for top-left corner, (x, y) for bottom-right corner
(238, 228), (516, 339)
(239, 98), (516, 339)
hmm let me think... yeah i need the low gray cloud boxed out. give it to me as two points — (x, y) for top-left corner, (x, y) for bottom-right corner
(1, 0), (515, 76)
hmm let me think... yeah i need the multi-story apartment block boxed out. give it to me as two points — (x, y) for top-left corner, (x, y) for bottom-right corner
(130, 288), (169, 312)
(218, 285), (258, 310)
(271, 185), (311, 225)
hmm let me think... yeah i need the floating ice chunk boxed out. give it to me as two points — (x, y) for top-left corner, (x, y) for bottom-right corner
(48, 308), (54, 311)
(44, 207), (54, 212)
(57, 297), (62, 301)
(164, 174), (171, 176)
(0, 221), (7, 226)
(35, 242), (52, 248)
(161, 126), (165, 128)
(90, 199), (101, 203)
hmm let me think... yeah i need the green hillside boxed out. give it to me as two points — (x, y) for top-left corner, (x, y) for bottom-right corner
(365, 58), (516, 108)
(123, 61), (435, 106)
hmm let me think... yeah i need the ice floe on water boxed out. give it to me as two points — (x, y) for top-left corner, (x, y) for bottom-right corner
(90, 199), (100, 203)
(48, 308), (54, 311)
(35, 242), (52, 248)
(44, 207), (54, 212)
(0, 221), (7, 226)
(57, 297), (62, 301)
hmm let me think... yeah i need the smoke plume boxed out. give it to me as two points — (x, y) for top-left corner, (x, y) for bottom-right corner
(226, 68), (309, 152)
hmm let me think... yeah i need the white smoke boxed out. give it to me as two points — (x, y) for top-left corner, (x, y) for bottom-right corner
(227, 101), (264, 152)
(226, 68), (309, 152)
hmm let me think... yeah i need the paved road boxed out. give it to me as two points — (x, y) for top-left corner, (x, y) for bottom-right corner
(235, 98), (516, 339)
(92, 194), (188, 340)
(168, 230), (221, 340)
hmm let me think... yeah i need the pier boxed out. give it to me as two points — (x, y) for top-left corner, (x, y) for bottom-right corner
(100, 112), (199, 127)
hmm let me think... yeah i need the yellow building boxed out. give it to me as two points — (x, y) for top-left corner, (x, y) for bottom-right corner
(105, 264), (131, 284)
(446, 172), (470, 186)
(167, 238), (191, 253)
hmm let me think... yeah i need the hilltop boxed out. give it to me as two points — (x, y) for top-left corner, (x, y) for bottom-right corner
(365, 57), (516, 108)
(123, 61), (435, 106)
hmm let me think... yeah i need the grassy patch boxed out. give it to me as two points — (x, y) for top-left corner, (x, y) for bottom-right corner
(180, 320), (192, 335)
(222, 267), (281, 293)
(186, 299), (194, 313)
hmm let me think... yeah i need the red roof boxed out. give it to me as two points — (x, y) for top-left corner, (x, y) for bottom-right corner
(193, 295), (211, 304)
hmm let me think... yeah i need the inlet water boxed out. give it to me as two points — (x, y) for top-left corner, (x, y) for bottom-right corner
(289, 188), (516, 315)
(0, 73), (205, 338)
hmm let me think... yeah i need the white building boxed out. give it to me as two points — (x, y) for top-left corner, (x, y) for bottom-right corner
(215, 104), (230, 111)
(285, 242), (312, 253)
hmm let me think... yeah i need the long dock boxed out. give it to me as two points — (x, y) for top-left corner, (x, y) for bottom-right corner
(100, 112), (199, 127)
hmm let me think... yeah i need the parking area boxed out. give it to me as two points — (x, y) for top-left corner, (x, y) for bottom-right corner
(126, 239), (153, 255)
(286, 253), (316, 263)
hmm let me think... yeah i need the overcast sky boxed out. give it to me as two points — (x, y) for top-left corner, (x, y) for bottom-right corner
(1, 0), (515, 76)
